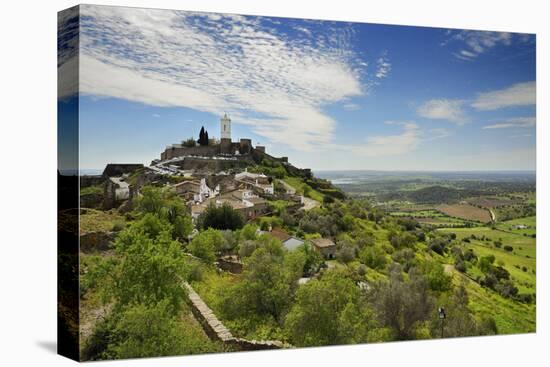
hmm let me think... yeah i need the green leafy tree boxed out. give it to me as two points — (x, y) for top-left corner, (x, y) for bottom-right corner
(360, 245), (387, 270)
(197, 202), (245, 231)
(423, 261), (452, 292)
(113, 214), (187, 311)
(285, 271), (373, 346)
(220, 239), (297, 324)
(371, 265), (434, 340)
(136, 186), (194, 240)
(297, 243), (323, 276)
(108, 300), (190, 359)
(239, 223), (258, 241)
(187, 228), (225, 263)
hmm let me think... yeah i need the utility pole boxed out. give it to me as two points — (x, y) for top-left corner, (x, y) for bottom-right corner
(438, 307), (446, 338)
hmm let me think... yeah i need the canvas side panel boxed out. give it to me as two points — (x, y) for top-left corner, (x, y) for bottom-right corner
(57, 5), (80, 361)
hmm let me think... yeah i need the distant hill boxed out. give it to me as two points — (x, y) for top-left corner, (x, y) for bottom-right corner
(379, 185), (482, 204)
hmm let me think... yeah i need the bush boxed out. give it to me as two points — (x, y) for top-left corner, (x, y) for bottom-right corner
(503, 245), (514, 252)
(391, 248), (416, 272)
(496, 280), (518, 298)
(357, 264), (367, 276)
(424, 262), (452, 292)
(197, 202), (245, 231)
(479, 316), (498, 335)
(182, 137), (197, 147)
(336, 242), (357, 264)
(187, 228), (224, 263)
(360, 246), (387, 270)
(516, 293), (534, 304)
(455, 260), (467, 273)
(238, 240), (259, 258)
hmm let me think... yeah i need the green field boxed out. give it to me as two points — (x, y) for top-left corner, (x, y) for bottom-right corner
(438, 226), (535, 259)
(438, 225), (536, 293)
(448, 268), (536, 334)
(496, 216), (536, 236)
(389, 209), (469, 227)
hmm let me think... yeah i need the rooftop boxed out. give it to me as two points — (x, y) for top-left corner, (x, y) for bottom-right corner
(311, 238), (336, 248)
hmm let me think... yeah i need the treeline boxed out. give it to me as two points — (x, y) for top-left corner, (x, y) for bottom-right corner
(379, 185), (483, 204)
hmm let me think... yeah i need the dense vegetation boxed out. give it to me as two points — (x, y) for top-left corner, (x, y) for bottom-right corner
(79, 168), (535, 359)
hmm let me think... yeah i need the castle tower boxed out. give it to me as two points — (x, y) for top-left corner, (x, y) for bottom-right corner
(220, 113), (231, 140)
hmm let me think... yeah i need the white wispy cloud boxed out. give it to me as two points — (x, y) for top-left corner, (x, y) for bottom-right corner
(330, 121), (421, 157)
(57, 7), (79, 99)
(343, 103), (361, 111)
(375, 55), (391, 79)
(63, 6), (374, 151)
(426, 128), (452, 140)
(445, 30), (514, 60)
(472, 81), (536, 110)
(483, 116), (536, 129)
(417, 99), (467, 124)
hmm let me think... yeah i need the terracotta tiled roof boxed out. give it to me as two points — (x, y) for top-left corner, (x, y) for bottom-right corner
(311, 238), (336, 248)
(270, 229), (291, 242)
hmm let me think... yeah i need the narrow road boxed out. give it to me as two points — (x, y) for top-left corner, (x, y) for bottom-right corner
(489, 208), (496, 222)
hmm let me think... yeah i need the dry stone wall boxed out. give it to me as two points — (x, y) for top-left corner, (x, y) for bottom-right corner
(182, 282), (289, 351)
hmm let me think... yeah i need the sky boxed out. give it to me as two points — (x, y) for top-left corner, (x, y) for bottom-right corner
(58, 5), (536, 172)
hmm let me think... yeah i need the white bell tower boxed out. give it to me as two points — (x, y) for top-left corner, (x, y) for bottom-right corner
(220, 113), (231, 140)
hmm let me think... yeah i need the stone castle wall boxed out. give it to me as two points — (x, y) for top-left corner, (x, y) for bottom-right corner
(173, 157), (251, 172)
(161, 139), (256, 161)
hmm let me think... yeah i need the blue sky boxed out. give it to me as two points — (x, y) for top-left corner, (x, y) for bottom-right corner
(59, 5), (536, 171)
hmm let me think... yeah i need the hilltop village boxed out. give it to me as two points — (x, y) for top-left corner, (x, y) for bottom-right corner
(80, 114), (335, 256)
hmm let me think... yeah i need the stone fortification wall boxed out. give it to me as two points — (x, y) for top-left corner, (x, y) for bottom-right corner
(162, 145), (220, 160)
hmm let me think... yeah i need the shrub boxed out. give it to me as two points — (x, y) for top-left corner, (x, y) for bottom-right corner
(197, 202), (245, 231)
(357, 264), (367, 276)
(187, 228), (224, 263)
(495, 280), (518, 298)
(424, 262), (452, 292)
(336, 242), (357, 264)
(238, 240), (259, 258)
(360, 246), (387, 270)
(455, 260), (467, 273)
(503, 245), (514, 252)
(182, 137), (197, 147)
(391, 248), (416, 272)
